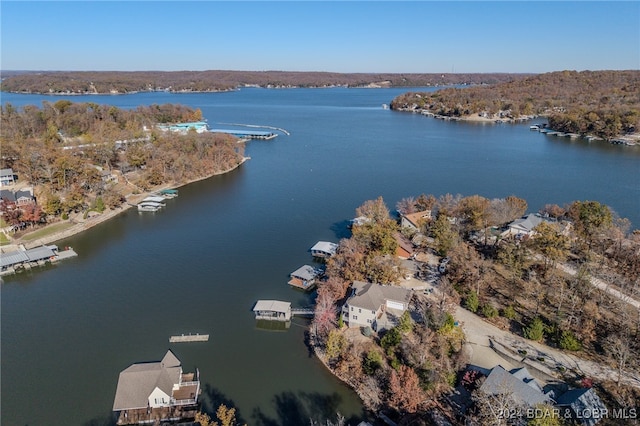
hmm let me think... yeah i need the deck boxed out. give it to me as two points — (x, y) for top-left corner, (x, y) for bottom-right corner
(116, 405), (198, 425)
(287, 276), (317, 291)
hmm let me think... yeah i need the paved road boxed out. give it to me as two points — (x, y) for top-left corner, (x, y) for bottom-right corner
(403, 259), (640, 389)
(453, 305), (640, 389)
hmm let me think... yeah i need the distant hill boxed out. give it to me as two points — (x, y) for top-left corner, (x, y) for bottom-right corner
(0, 70), (530, 94)
(390, 70), (640, 140)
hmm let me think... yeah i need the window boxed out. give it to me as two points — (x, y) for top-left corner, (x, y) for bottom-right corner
(358, 308), (361, 313)
(367, 319), (372, 324)
(353, 315), (358, 320)
(351, 306), (354, 311)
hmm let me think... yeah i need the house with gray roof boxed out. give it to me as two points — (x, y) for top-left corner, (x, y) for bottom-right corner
(555, 388), (607, 426)
(112, 350), (200, 425)
(479, 365), (552, 407)
(0, 168), (16, 186)
(341, 281), (412, 332)
(502, 213), (547, 238)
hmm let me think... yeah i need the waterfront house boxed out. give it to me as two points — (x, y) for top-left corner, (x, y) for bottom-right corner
(112, 350), (201, 425)
(479, 365), (552, 407)
(341, 281), (412, 333)
(502, 213), (547, 238)
(253, 300), (292, 321)
(288, 265), (320, 291)
(0, 168), (16, 186)
(310, 241), (338, 258)
(400, 210), (432, 232)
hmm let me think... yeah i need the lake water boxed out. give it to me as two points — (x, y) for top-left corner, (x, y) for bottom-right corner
(1, 88), (639, 426)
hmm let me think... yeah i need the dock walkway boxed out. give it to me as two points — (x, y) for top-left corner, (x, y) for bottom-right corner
(291, 308), (315, 317)
(169, 333), (209, 343)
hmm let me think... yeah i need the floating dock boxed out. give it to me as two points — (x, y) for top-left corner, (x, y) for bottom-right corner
(169, 333), (209, 343)
(209, 128), (278, 140)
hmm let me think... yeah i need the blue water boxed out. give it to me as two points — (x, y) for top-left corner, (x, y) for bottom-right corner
(1, 88), (639, 426)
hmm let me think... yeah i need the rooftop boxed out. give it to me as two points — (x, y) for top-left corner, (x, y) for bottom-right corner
(253, 300), (291, 314)
(347, 281), (412, 312)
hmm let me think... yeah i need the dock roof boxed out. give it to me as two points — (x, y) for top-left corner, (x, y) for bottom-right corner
(0, 245), (57, 268)
(310, 241), (338, 255)
(290, 265), (318, 281)
(253, 300), (291, 314)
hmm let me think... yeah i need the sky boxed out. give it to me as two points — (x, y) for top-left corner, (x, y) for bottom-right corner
(1, 1), (638, 73)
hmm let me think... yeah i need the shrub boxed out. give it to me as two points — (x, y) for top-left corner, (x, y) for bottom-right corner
(558, 330), (582, 351)
(362, 350), (383, 375)
(381, 327), (402, 353)
(61, 212), (69, 220)
(95, 196), (105, 212)
(438, 312), (456, 334)
(502, 305), (517, 320)
(464, 291), (479, 313)
(397, 310), (413, 333)
(524, 317), (545, 341)
(482, 304), (498, 318)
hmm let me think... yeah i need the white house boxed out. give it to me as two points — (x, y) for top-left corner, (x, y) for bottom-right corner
(341, 281), (412, 332)
(0, 168), (16, 186)
(112, 350), (200, 422)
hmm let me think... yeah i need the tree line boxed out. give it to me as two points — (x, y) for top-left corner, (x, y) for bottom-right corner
(0, 70), (529, 94)
(390, 70), (640, 140)
(0, 101), (244, 227)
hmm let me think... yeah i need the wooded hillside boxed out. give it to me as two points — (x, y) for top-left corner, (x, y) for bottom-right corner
(390, 70), (640, 140)
(0, 70), (529, 93)
(0, 101), (244, 224)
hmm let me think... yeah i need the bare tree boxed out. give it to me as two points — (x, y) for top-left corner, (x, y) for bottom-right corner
(605, 333), (632, 387)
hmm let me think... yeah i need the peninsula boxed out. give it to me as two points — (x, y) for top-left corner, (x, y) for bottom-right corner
(390, 70), (640, 142)
(0, 101), (247, 250)
(309, 195), (639, 425)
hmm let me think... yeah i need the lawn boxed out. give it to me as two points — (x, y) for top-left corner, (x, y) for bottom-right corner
(0, 232), (10, 246)
(20, 222), (75, 242)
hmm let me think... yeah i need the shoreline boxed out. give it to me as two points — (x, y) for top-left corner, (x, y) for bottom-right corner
(4, 156), (250, 251)
(398, 107), (640, 143)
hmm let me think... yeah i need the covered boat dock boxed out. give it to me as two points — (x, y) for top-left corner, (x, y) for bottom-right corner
(253, 300), (292, 321)
(0, 245), (77, 275)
